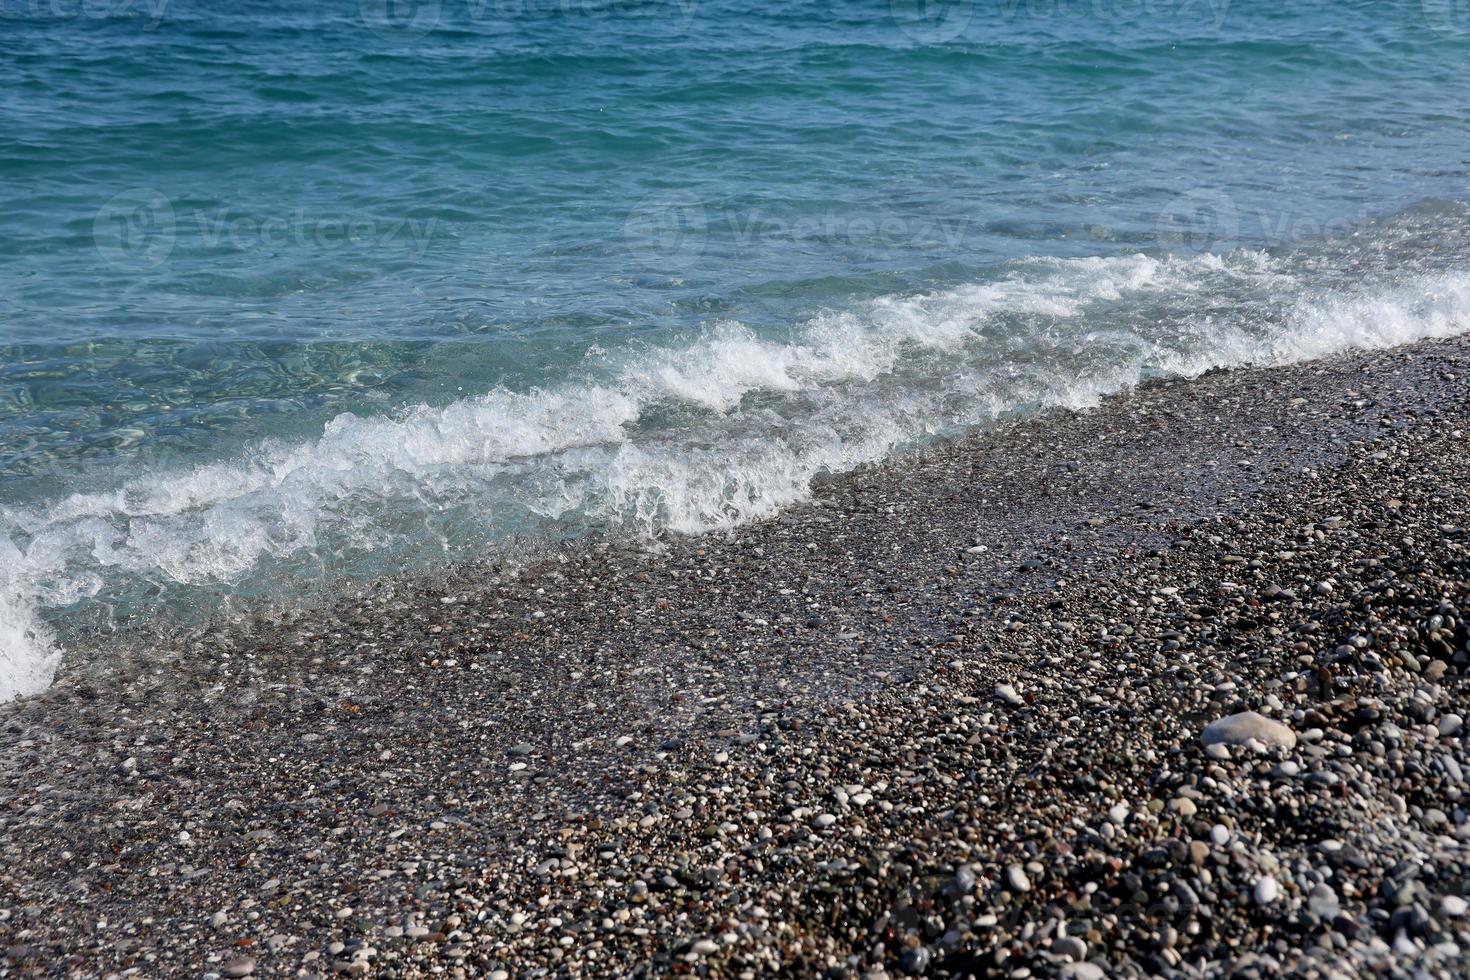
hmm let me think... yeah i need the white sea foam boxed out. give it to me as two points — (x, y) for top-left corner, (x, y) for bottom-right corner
(0, 532), (60, 702)
(3, 250), (1468, 700)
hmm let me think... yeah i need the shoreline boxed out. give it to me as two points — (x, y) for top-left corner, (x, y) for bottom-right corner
(3, 334), (1470, 977)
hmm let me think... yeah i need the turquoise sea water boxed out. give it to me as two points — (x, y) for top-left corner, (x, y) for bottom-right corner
(2, 0), (1470, 696)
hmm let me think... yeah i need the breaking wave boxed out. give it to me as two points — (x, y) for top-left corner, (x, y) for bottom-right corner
(4, 247), (1470, 700)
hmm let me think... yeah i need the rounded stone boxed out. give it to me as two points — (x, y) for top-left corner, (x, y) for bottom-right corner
(1202, 712), (1297, 750)
(1005, 864), (1031, 893)
(1053, 936), (1087, 961)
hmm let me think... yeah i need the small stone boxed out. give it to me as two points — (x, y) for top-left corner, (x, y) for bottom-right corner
(1254, 876), (1280, 905)
(1439, 714), (1464, 737)
(1052, 936), (1087, 961)
(1169, 797), (1197, 818)
(690, 938), (719, 955)
(953, 866), (977, 894)
(898, 946), (931, 974)
(223, 957), (256, 978)
(1202, 711), (1297, 750)
(1005, 864), (1031, 893)
(1308, 884), (1340, 919)
(208, 911), (228, 928)
(995, 684), (1023, 706)
(813, 813), (837, 829)
(1442, 895), (1469, 917)
(1106, 803), (1129, 825)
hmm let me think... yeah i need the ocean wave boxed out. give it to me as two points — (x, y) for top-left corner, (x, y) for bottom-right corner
(3, 248), (1469, 701)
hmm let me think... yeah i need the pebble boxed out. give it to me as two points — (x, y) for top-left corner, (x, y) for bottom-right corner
(1202, 711), (1297, 750)
(898, 946), (931, 974)
(1053, 936), (1087, 961)
(1308, 884), (1340, 919)
(1439, 713), (1464, 737)
(1254, 876), (1280, 905)
(995, 684), (1023, 706)
(953, 866), (977, 894)
(222, 957), (256, 978)
(1005, 864), (1031, 893)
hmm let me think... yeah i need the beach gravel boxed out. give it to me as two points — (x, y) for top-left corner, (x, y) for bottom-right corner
(2, 335), (1470, 977)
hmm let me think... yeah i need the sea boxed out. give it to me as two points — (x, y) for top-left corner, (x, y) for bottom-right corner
(2, 0), (1469, 698)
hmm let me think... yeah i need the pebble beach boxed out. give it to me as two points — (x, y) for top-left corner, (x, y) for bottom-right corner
(3, 333), (1470, 978)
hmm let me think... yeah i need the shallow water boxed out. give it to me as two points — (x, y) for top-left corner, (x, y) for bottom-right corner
(3, 0), (1470, 697)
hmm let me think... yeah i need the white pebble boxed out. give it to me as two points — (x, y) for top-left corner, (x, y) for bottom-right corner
(1254, 876), (1280, 905)
(1202, 711), (1297, 750)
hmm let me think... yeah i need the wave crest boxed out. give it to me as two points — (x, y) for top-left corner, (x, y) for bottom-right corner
(4, 248), (1469, 700)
